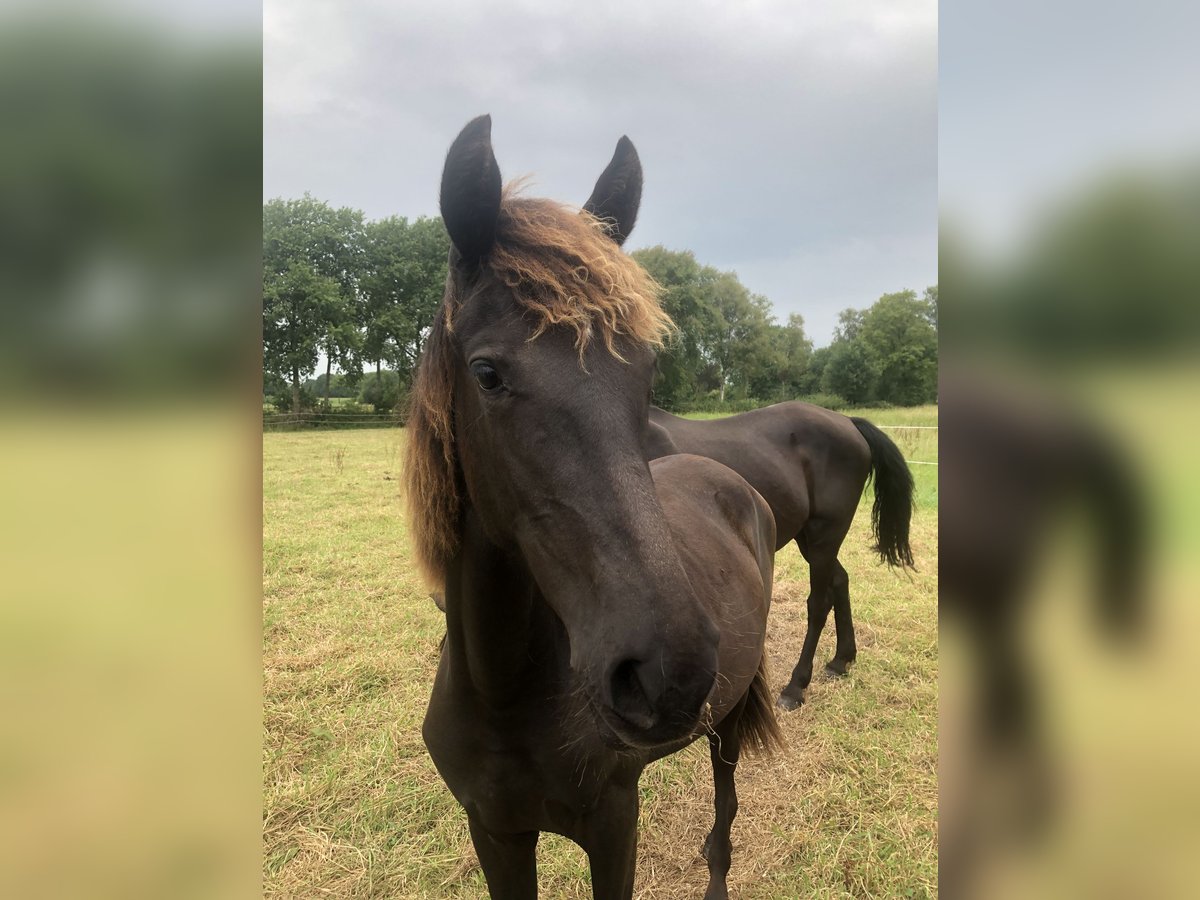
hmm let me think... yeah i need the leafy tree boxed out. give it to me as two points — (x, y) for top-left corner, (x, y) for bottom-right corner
(797, 344), (832, 395)
(261, 192), (940, 417)
(263, 371), (286, 400)
(632, 247), (716, 408)
(751, 313), (813, 402)
(307, 372), (357, 399)
(705, 275), (774, 402)
(263, 195), (367, 411)
(631, 247), (773, 406)
(816, 289), (938, 406)
(318, 320), (362, 404)
(263, 194), (367, 297)
(858, 289), (938, 405)
(821, 337), (877, 404)
(922, 284), (938, 330)
(359, 216), (450, 387)
(358, 370), (401, 413)
(262, 261), (342, 412)
(834, 308), (866, 343)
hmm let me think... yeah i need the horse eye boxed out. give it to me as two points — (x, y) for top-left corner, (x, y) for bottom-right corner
(471, 361), (502, 392)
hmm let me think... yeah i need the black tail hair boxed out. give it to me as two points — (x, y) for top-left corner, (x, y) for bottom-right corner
(737, 654), (786, 756)
(851, 417), (916, 568)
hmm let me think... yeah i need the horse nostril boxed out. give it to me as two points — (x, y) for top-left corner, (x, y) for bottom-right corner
(607, 658), (657, 730)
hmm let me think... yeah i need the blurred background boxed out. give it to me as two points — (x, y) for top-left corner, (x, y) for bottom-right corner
(3, 0), (1198, 896)
(0, 3), (262, 898)
(940, 0), (1200, 896)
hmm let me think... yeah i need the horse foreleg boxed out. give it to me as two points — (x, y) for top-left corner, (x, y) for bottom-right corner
(826, 560), (856, 676)
(701, 700), (745, 900)
(467, 818), (538, 900)
(582, 788), (640, 900)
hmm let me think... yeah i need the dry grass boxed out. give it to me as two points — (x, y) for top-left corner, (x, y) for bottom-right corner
(264, 412), (938, 898)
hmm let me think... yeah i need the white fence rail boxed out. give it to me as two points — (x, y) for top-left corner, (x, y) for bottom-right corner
(874, 423), (937, 466)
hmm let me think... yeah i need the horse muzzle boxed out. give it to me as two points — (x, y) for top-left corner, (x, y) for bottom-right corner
(597, 647), (719, 748)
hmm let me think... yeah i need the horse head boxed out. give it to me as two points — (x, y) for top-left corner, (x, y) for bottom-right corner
(408, 115), (721, 748)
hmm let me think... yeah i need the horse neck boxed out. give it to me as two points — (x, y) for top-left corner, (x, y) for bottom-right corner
(441, 507), (555, 707)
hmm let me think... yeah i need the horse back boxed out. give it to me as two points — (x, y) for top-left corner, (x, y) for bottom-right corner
(650, 403), (871, 544)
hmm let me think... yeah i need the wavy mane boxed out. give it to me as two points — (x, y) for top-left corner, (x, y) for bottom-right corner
(404, 190), (673, 588)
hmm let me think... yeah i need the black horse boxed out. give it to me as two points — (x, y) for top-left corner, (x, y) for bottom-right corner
(646, 403), (915, 709)
(937, 370), (1146, 894)
(405, 116), (783, 899)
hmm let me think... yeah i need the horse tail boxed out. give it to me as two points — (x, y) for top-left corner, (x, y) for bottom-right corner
(850, 417), (916, 568)
(1076, 424), (1147, 640)
(737, 654), (786, 756)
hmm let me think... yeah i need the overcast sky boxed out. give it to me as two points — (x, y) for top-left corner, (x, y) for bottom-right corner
(264, 0), (936, 346)
(940, 0), (1200, 255)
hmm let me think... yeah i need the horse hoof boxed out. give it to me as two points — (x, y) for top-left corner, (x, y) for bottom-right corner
(776, 692), (802, 712)
(825, 659), (851, 678)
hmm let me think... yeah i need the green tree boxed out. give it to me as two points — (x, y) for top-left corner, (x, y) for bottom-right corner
(751, 313), (813, 402)
(360, 216), (451, 388)
(922, 284), (938, 330)
(858, 289), (938, 405)
(263, 196), (367, 411)
(631, 247), (718, 408)
(705, 275), (774, 402)
(631, 247), (776, 406)
(834, 308), (865, 343)
(797, 344), (832, 395)
(821, 337), (876, 404)
(358, 370), (400, 413)
(307, 372), (356, 398)
(262, 261), (342, 412)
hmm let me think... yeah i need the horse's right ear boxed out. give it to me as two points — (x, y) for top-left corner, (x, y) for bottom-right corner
(440, 115), (502, 267)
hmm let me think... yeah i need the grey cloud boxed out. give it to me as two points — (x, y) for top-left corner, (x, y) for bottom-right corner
(265, 0), (936, 343)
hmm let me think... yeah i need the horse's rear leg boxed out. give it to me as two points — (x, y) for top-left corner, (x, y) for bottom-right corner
(778, 552), (835, 711)
(467, 818), (538, 900)
(701, 699), (745, 900)
(826, 561), (856, 677)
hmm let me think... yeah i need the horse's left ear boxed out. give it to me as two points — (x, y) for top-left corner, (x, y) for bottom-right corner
(440, 114), (502, 267)
(584, 136), (642, 246)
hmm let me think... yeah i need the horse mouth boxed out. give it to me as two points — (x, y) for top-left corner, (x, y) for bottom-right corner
(587, 681), (716, 751)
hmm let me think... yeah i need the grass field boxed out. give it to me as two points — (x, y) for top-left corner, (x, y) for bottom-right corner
(263, 406), (938, 897)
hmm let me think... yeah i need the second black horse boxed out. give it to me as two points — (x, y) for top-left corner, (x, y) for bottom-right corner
(646, 403), (916, 710)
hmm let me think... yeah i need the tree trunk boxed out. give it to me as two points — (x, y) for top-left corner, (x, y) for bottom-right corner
(291, 366), (301, 415)
(324, 355), (332, 406)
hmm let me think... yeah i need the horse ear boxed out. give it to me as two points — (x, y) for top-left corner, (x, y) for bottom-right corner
(584, 136), (642, 246)
(440, 115), (502, 266)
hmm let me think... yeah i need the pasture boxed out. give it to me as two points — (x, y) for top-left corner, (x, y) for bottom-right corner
(263, 408), (938, 898)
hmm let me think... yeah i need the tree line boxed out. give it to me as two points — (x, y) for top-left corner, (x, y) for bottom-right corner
(264, 196), (938, 414)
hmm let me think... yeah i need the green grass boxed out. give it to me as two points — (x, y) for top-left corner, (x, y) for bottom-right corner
(264, 415), (938, 897)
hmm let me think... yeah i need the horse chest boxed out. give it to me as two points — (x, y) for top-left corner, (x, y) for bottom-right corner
(424, 686), (616, 837)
